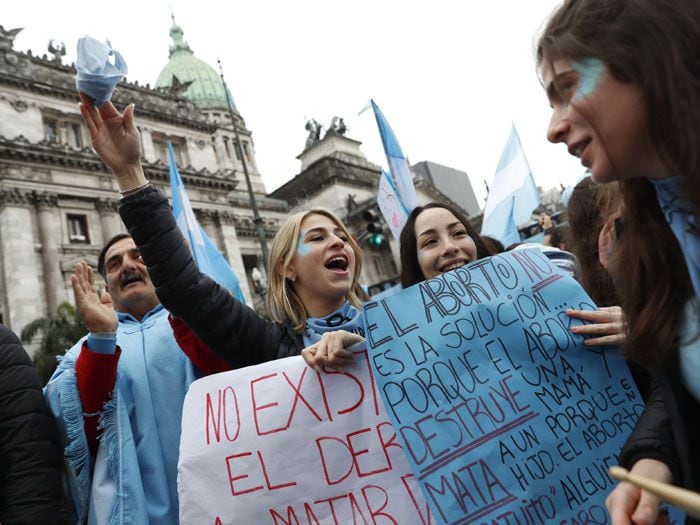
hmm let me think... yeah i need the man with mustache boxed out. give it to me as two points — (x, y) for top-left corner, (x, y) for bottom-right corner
(45, 233), (223, 524)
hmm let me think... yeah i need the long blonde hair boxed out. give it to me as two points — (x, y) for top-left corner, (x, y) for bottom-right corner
(266, 207), (363, 332)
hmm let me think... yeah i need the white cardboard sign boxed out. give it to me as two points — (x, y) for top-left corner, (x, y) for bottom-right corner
(178, 349), (433, 524)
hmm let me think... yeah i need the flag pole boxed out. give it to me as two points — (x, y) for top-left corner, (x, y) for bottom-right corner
(217, 59), (270, 276)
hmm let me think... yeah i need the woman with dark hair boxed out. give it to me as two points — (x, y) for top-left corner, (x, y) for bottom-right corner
(564, 177), (652, 396)
(537, 0), (700, 522)
(563, 177), (626, 347)
(399, 201), (580, 287)
(565, 177), (620, 307)
(398, 202), (491, 288)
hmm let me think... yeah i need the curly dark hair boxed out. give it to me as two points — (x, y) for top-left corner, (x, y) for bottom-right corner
(565, 177), (618, 307)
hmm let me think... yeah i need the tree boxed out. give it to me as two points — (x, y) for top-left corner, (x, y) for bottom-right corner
(21, 302), (85, 385)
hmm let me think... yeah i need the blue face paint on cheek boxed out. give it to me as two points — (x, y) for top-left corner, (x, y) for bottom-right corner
(573, 58), (605, 100)
(296, 237), (311, 257)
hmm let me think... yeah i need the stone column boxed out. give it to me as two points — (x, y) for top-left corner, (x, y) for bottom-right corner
(219, 212), (254, 305)
(58, 124), (68, 145)
(195, 209), (220, 250)
(31, 191), (65, 315)
(0, 188), (45, 339)
(95, 198), (123, 243)
(210, 135), (224, 167)
(213, 134), (233, 170)
(140, 127), (156, 162)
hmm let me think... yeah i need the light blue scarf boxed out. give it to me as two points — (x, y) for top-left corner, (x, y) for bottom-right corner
(301, 301), (365, 347)
(678, 300), (700, 402)
(651, 176), (700, 303)
(46, 305), (197, 524)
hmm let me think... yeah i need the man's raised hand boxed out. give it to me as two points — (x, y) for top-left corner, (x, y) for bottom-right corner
(71, 262), (118, 333)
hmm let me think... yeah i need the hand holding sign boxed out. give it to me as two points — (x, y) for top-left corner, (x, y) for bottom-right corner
(301, 331), (363, 371)
(178, 349), (434, 524)
(568, 306), (626, 346)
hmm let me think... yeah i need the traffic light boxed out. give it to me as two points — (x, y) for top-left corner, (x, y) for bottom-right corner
(362, 210), (386, 248)
(362, 210), (381, 233)
(368, 233), (385, 247)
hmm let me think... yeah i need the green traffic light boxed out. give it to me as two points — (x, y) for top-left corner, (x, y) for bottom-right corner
(368, 234), (385, 247)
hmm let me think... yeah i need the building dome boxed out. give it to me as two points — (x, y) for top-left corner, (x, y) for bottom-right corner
(155, 17), (233, 111)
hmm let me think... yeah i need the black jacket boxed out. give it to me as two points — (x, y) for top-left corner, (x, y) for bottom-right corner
(0, 326), (64, 525)
(119, 186), (302, 366)
(620, 353), (700, 524)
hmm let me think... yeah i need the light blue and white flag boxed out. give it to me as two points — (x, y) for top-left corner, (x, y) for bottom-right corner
(481, 125), (540, 246)
(370, 100), (419, 230)
(377, 170), (411, 239)
(168, 143), (246, 302)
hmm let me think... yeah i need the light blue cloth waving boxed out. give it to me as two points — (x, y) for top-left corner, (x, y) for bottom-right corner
(75, 36), (127, 106)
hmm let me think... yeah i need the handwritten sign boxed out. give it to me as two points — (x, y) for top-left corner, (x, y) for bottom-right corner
(363, 249), (645, 525)
(178, 350), (434, 524)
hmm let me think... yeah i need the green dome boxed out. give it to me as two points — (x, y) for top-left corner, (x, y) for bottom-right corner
(155, 18), (233, 111)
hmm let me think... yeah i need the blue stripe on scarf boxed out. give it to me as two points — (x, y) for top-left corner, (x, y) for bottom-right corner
(302, 301), (365, 347)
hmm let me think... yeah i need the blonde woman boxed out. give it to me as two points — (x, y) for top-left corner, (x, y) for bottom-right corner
(78, 94), (364, 370)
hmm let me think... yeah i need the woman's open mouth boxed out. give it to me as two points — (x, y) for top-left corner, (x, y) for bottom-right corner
(325, 255), (349, 273)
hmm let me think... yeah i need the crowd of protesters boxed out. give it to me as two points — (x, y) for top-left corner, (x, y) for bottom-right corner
(1, 0), (698, 523)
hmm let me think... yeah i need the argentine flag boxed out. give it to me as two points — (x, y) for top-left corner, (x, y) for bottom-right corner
(370, 100), (419, 229)
(481, 126), (540, 246)
(168, 143), (246, 302)
(377, 169), (411, 239)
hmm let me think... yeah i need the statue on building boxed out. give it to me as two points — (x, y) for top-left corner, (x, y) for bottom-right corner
(48, 40), (66, 63)
(328, 116), (347, 136)
(163, 74), (193, 96)
(0, 26), (22, 51)
(346, 194), (358, 213)
(305, 118), (322, 149)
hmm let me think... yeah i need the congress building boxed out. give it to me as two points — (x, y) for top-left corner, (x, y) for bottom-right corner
(0, 19), (472, 349)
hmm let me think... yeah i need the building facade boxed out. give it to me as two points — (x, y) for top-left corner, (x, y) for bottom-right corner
(0, 19), (481, 347)
(0, 22), (290, 341)
(412, 160), (481, 217)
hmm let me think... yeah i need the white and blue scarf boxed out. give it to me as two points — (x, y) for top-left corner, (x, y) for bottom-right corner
(302, 301), (365, 347)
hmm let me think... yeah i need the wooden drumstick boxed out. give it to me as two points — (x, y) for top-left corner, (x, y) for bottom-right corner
(610, 466), (700, 518)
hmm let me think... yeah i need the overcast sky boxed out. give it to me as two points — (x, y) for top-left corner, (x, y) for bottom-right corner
(4, 0), (584, 207)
